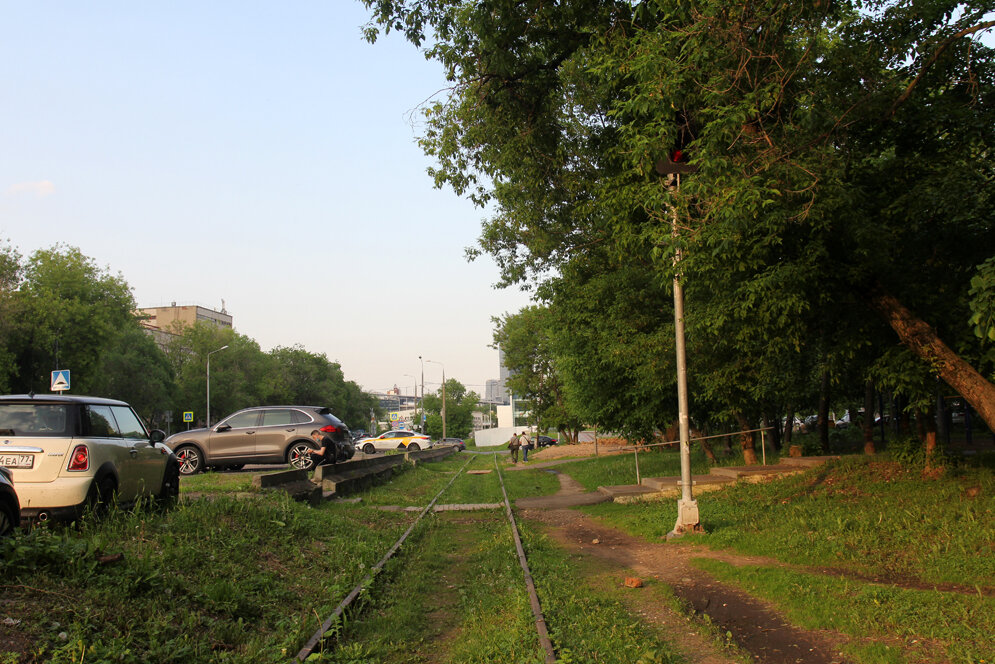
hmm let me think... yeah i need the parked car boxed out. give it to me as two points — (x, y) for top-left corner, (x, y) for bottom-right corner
(356, 430), (431, 455)
(0, 466), (19, 536)
(536, 435), (557, 448)
(350, 429), (369, 442)
(440, 437), (465, 451)
(0, 394), (178, 523)
(165, 405), (352, 475)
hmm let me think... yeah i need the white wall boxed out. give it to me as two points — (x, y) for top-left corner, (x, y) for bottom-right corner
(475, 426), (532, 447)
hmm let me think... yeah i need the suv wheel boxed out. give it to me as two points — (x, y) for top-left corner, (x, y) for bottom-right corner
(288, 442), (316, 470)
(175, 445), (203, 475)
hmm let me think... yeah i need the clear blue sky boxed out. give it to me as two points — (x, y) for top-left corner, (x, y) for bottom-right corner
(0, 2), (531, 395)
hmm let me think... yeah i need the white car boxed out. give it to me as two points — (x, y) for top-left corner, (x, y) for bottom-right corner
(356, 430), (431, 455)
(0, 395), (179, 523)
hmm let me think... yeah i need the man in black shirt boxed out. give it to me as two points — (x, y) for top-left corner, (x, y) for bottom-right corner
(309, 429), (337, 468)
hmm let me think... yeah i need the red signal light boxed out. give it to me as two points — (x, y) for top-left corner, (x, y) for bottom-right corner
(68, 445), (89, 471)
(319, 425), (339, 434)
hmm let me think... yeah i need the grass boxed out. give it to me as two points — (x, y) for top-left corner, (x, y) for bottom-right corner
(179, 468), (274, 494)
(575, 454), (995, 663)
(552, 447), (718, 492)
(694, 559), (995, 663)
(0, 496), (412, 663)
(8, 446), (992, 663)
(313, 512), (692, 664)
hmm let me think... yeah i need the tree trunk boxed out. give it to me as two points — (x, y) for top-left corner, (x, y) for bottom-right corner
(862, 379), (876, 455)
(869, 287), (995, 434)
(699, 438), (718, 464)
(765, 414), (782, 451)
(919, 406), (940, 474)
(736, 414), (759, 465)
(818, 370), (831, 453)
(784, 407), (794, 445)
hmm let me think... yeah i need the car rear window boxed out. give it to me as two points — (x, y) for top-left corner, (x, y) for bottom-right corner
(0, 403), (70, 436)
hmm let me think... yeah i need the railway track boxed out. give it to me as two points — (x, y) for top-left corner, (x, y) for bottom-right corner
(295, 453), (557, 662)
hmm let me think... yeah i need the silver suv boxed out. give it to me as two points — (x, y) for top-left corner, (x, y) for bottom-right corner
(164, 405), (353, 475)
(0, 394), (179, 523)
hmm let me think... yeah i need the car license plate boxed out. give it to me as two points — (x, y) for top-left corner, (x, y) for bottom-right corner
(0, 454), (33, 469)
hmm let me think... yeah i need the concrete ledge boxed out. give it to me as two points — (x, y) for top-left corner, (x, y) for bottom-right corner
(597, 484), (658, 501)
(709, 465), (799, 479)
(777, 455), (840, 468)
(641, 474), (735, 491)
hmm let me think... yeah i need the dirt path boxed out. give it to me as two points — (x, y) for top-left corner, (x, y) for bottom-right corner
(519, 470), (852, 664)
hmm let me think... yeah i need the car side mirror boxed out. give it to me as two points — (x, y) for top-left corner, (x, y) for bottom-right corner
(216, 424), (231, 433)
(149, 429), (166, 445)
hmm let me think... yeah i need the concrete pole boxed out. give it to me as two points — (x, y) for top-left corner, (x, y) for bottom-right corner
(668, 176), (699, 537)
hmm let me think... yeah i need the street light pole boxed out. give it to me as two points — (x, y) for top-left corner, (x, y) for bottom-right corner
(426, 359), (446, 440)
(656, 166), (700, 537)
(418, 355), (425, 434)
(206, 344), (229, 428)
(404, 373), (416, 429)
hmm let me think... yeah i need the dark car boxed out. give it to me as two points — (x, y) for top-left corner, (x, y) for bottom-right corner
(536, 435), (557, 448)
(164, 405), (352, 475)
(0, 466), (19, 536)
(440, 437), (466, 451)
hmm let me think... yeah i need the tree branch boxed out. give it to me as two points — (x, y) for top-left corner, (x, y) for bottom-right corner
(887, 20), (995, 119)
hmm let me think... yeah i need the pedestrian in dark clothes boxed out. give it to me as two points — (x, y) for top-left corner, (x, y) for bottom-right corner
(309, 429), (338, 468)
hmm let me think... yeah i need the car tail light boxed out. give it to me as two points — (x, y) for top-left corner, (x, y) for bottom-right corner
(68, 445), (89, 471)
(319, 425), (339, 434)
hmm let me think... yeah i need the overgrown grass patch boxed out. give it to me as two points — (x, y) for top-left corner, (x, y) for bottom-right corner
(580, 456), (995, 589)
(318, 513), (544, 663)
(355, 454), (473, 506)
(693, 558), (995, 664)
(556, 448), (715, 492)
(518, 521), (688, 663)
(0, 495), (411, 663)
(179, 468), (268, 494)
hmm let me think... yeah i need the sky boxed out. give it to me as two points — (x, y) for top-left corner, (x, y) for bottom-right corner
(0, 2), (533, 397)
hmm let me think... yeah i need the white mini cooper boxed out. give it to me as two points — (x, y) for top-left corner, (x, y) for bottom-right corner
(0, 394), (179, 523)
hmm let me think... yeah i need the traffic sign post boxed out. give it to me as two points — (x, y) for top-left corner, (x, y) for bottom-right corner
(51, 370), (70, 392)
(183, 411), (194, 430)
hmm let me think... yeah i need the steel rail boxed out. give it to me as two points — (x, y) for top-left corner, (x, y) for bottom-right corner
(295, 454), (475, 661)
(494, 455), (558, 663)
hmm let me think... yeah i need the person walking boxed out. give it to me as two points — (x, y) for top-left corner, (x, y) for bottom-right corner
(520, 431), (533, 462)
(508, 432), (522, 463)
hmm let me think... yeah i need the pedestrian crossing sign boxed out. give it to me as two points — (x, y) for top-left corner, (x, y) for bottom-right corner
(51, 370), (70, 392)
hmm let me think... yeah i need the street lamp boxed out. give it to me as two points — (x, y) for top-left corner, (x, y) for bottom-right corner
(656, 155), (700, 537)
(425, 359), (446, 440)
(418, 355), (425, 434)
(206, 344), (229, 428)
(404, 373), (416, 429)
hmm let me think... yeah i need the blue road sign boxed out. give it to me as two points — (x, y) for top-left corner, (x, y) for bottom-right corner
(51, 370), (70, 392)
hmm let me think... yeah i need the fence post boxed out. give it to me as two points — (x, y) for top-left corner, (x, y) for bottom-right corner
(634, 447), (641, 485)
(761, 428), (766, 465)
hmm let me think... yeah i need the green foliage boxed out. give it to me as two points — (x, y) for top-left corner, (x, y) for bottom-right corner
(362, 0), (995, 439)
(969, 256), (995, 350)
(421, 378), (478, 439)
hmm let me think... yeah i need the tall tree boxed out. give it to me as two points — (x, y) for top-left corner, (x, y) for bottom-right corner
(10, 245), (137, 394)
(422, 378), (478, 439)
(362, 0), (995, 433)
